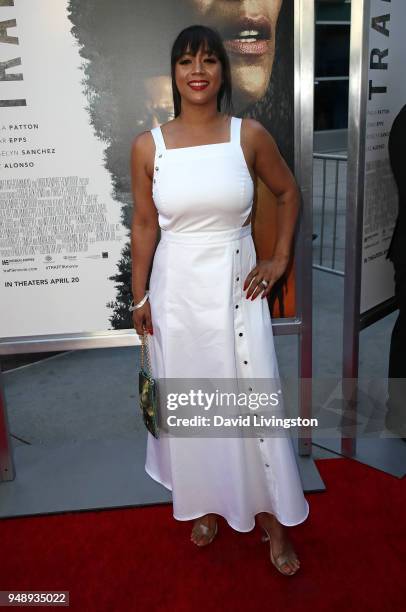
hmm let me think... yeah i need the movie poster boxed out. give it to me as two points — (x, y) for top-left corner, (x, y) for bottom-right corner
(361, 0), (406, 313)
(0, 0), (296, 341)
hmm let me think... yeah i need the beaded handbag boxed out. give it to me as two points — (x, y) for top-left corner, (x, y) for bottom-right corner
(138, 330), (160, 439)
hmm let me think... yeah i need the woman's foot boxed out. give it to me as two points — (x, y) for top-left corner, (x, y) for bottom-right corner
(190, 513), (218, 546)
(257, 512), (300, 575)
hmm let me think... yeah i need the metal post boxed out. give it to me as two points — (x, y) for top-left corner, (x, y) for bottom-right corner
(342, 0), (369, 457)
(295, 0), (314, 456)
(331, 159), (339, 270)
(319, 159), (327, 266)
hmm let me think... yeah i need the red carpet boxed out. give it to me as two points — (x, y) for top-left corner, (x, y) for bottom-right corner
(0, 458), (404, 612)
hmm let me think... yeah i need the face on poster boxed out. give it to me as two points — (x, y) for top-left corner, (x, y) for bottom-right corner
(361, 0), (406, 313)
(0, 0), (296, 341)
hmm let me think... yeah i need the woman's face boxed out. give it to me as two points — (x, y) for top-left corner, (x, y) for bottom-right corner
(174, 45), (223, 110)
(184, 0), (283, 109)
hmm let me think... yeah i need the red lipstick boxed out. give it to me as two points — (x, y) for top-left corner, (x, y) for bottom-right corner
(188, 80), (209, 91)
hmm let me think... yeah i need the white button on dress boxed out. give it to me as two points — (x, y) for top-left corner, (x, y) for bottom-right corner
(144, 116), (309, 531)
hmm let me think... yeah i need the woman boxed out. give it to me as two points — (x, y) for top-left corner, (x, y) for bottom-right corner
(130, 25), (309, 576)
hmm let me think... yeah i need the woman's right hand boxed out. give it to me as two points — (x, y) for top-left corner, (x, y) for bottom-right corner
(132, 301), (153, 336)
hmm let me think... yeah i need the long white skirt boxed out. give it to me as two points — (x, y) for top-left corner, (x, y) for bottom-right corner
(145, 224), (309, 532)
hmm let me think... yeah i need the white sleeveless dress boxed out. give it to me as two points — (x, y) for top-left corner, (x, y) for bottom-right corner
(145, 116), (309, 531)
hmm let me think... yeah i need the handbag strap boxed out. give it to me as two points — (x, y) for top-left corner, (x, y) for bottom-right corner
(140, 330), (152, 375)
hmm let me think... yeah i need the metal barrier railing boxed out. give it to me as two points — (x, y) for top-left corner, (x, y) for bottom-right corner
(313, 153), (348, 276)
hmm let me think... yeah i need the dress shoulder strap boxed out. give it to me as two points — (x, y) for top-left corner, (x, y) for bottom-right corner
(150, 125), (166, 151)
(230, 116), (242, 145)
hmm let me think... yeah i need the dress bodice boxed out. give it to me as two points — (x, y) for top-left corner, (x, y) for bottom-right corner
(150, 116), (254, 233)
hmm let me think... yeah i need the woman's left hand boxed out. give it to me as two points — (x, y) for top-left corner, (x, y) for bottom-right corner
(243, 256), (290, 300)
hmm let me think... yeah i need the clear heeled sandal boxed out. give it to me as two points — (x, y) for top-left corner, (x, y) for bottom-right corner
(261, 527), (300, 576)
(191, 518), (218, 546)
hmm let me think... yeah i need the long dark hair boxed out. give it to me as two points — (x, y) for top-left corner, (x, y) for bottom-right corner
(170, 25), (234, 117)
